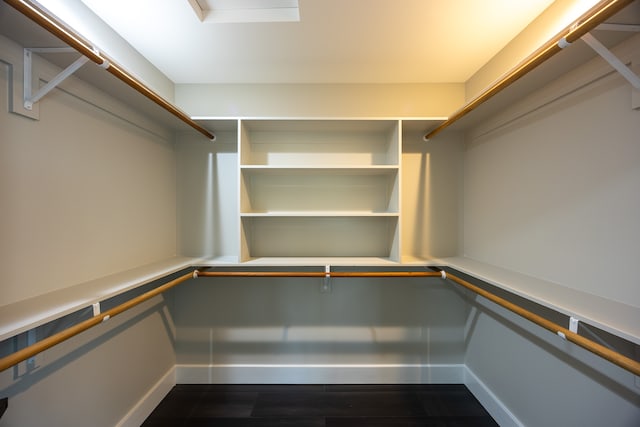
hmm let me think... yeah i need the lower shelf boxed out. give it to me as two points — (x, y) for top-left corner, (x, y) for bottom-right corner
(240, 216), (399, 261)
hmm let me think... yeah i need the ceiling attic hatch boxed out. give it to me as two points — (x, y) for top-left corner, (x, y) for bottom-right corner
(187, 0), (300, 23)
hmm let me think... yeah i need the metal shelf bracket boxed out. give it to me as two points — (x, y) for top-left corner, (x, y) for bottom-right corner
(23, 47), (90, 110)
(580, 31), (640, 90)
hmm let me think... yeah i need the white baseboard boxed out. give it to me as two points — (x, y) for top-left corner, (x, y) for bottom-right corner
(176, 363), (465, 384)
(464, 366), (523, 427)
(116, 366), (176, 427)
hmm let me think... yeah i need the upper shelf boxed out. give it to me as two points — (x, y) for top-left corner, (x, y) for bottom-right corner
(240, 119), (401, 166)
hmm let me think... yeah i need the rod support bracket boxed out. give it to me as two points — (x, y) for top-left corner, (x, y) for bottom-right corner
(569, 316), (580, 334)
(580, 32), (640, 90)
(23, 47), (91, 111)
(321, 265), (332, 293)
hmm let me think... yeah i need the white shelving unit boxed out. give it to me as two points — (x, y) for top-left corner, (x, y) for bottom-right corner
(238, 119), (401, 263)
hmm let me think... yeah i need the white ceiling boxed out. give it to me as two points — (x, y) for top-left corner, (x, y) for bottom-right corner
(77, 0), (557, 85)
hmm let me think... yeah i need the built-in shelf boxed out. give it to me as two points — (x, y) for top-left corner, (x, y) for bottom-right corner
(437, 256), (640, 345)
(178, 117), (449, 264)
(4, 256), (637, 351)
(240, 168), (399, 215)
(0, 257), (202, 343)
(240, 119), (400, 166)
(238, 119), (402, 263)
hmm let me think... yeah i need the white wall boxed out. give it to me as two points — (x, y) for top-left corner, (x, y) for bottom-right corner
(170, 275), (469, 383)
(402, 128), (463, 260)
(0, 296), (175, 427)
(462, 36), (640, 307)
(172, 121), (466, 383)
(466, 296), (640, 427)
(1, 35), (178, 426)
(461, 35), (640, 426)
(176, 130), (238, 259)
(175, 83), (464, 118)
(0, 35), (178, 305)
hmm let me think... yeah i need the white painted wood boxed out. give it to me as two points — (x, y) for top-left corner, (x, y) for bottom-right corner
(438, 257), (640, 345)
(176, 130), (239, 259)
(241, 216), (398, 259)
(0, 257), (201, 342)
(240, 119), (399, 166)
(240, 168), (399, 214)
(238, 119), (402, 262)
(116, 366), (176, 427)
(176, 364), (464, 384)
(464, 367), (524, 427)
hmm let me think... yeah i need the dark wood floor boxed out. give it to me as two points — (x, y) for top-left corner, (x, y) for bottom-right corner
(142, 384), (499, 426)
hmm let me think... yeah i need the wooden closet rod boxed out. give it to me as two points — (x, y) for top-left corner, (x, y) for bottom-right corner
(1, 268), (638, 377)
(424, 0), (635, 140)
(196, 271), (443, 278)
(4, 0), (215, 141)
(0, 269), (440, 372)
(443, 270), (640, 377)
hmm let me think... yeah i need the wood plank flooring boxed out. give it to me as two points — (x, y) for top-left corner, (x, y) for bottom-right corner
(142, 384), (499, 426)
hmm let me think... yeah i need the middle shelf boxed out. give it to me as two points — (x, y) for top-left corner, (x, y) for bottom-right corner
(240, 167), (399, 214)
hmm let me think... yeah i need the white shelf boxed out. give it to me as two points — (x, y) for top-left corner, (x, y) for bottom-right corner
(0, 257), (203, 342)
(240, 119), (400, 166)
(238, 119), (402, 262)
(437, 257), (640, 345)
(240, 216), (399, 260)
(240, 168), (399, 215)
(3, 254), (637, 352)
(233, 257), (403, 266)
(240, 212), (400, 217)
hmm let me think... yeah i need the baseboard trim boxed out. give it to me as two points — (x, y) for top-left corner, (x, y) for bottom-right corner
(464, 366), (523, 427)
(116, 366), (176, 427)
(176, 363), (465, 384)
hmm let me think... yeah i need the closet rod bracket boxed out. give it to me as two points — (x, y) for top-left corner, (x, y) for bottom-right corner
(580, 32), (640, 90)
(569, 316), (579, 334)
(23, 47), (90, 110)
(321, 265), (332, 293)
